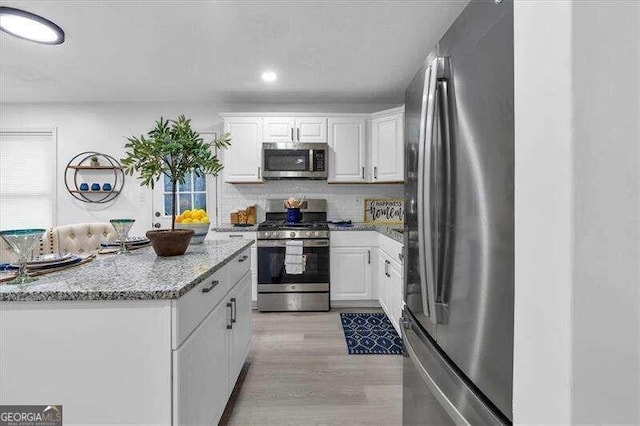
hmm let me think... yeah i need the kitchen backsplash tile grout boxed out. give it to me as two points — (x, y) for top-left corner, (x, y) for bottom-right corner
(218, 179), (404, 224)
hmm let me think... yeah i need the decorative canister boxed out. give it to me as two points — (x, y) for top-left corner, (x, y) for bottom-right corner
(286, 208), (301, 223)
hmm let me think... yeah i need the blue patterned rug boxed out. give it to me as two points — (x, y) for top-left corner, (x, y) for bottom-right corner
(340, 313), (404, 355)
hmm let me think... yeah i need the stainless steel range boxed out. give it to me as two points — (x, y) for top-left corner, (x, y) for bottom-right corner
(257, 199), (330, 312)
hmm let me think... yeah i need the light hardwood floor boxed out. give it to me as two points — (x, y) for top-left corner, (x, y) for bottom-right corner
(223, 308), (403, 425)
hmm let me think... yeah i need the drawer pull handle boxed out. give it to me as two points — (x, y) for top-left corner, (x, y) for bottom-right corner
(226, 302), (233, 329)
(202, 280), (219, 293)
(238, 255), (249, 262)
(229, 235), (243, 238)
(231, 297), (237, 323)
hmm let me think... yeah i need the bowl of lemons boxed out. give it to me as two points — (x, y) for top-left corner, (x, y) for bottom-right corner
(175, 209), (210, 244)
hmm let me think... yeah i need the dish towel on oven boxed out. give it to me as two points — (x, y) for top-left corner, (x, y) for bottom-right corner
(285, 240), (304, 275)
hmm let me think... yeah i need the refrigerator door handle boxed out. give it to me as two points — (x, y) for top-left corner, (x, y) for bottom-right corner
(434, 57), (453, 323)
(418, 61), (439, 323)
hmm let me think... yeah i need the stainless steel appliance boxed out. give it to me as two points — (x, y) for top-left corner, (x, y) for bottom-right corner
(257, 199), (330, 311)
(262, 143), (327, 180)
(402, 0), (514, 424)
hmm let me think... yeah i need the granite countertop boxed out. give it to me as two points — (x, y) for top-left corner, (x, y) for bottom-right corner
(213, 224), (259, 232)
(0, 239), (254, 302)
(328, 223), (404, 243)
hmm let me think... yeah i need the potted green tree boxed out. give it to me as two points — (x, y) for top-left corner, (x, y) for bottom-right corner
(122, 115), (230, 256)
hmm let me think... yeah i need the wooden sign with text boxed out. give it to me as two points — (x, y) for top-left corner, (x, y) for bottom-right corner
(364, 199), (404, 224)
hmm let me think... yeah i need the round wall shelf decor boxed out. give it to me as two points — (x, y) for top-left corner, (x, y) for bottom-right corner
(64, 152), (125, 203)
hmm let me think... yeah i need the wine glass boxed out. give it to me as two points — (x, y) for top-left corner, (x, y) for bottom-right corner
(0, 229), (46, 284)
(109, 219), (135, 254)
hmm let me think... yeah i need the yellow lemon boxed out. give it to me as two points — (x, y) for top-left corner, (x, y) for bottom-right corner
(201, 215), (209, 223)
(182, 210), (192, 219)
(182, 218), (194, 224)
(175, 216), (183, 224)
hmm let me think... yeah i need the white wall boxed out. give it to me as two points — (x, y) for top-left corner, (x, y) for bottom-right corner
(513, 1), (574, 423)
(571, 2), (640, 424)
(0, 102), (400, 234)
(0, 102), (219, 236)
(514, 0), (640, 424)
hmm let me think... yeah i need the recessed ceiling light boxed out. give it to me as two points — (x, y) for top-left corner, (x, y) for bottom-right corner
(0, 7), (65, 45)
(261, 71), (277, 83)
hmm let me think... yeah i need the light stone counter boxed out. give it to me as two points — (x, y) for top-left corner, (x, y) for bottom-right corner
(0, 238), (254, 302)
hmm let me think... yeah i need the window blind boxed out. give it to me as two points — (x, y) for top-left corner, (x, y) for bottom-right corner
(0, 130), (56, 230)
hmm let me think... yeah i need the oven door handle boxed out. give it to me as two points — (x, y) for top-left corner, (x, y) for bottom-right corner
(257, 239), (329, 248)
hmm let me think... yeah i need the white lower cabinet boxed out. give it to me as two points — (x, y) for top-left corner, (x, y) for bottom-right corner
(228, 272), (252, 390)
(173, 298), (230, 425)
(330, 246), (373, 300)
(378, 236), (403, 334)
(172, 252), (252, 425)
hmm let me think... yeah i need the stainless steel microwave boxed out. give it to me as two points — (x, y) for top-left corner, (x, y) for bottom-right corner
(262, 143), (327, 180)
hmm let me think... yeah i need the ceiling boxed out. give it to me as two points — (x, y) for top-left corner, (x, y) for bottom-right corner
(0, 0), (469, 104)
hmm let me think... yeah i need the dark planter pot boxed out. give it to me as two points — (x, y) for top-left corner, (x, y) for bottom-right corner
(146, 229), (194, 257)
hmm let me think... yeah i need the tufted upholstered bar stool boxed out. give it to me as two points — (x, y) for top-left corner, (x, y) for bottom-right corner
(53, 223), (118, 255)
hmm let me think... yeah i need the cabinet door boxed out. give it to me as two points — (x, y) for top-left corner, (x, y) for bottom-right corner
(330, 247), (372, 300)
(224, 118), (263, 183)
(263, 117), (295, 142)
(173, 301), (230, 426)
(371, 113), (404, 182)
(327, 118), (366, 183)
(387, 259), (402, 334)
(295, 117), (327, 143)
(377, 254), (390, 314)
(228, 272), (252, 392)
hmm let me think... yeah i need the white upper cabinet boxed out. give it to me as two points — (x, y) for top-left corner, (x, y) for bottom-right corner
(263, 117), (296, 142)
(296, 117), (327, 142)
(223, 117), (263, 183)
(371, 108), (405, 183)
(263, 117), (327, 143)
(327, 117), (366, 183)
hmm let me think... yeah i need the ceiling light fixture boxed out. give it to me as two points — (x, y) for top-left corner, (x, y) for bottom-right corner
(261, 71), (277, 83)
(0, 6), (65, 45)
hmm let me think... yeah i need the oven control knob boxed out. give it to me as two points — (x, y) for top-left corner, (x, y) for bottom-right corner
(290, 232), (296, 238)
(314, 231), (319, 236)
(306, 231), (312, 236)
(264, 232), (270, 237)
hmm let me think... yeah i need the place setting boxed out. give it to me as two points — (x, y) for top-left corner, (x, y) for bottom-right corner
(98, 219), (150, 254)
(0, 229), (96, 284)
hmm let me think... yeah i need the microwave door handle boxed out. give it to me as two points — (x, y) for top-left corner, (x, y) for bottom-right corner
(309, 150), (314, 172)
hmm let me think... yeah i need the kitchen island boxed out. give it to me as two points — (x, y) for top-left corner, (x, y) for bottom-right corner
(0, 239), (254, 425)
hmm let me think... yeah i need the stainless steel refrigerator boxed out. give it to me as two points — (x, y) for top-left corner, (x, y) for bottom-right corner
(402, 0), (514, 424)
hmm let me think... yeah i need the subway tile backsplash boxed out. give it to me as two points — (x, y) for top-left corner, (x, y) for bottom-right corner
(219, 180), (404, 224)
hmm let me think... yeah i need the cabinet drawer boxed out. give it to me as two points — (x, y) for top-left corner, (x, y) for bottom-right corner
(330, 231), (378, 247)
(228, 249), (251, 286)
(379, 234), (403, 265)
(173, 268), (229, 348)
(211, 232), (256, 241)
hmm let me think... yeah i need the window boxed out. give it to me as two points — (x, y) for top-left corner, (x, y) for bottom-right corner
(162, 171), (207, 215)
(0, 130), (56, 230)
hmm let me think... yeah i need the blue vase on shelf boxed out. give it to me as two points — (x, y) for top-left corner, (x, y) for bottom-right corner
(102, 183), (112, 191)
(91, 183), (101, 191)
(79, 183), (89, 191)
